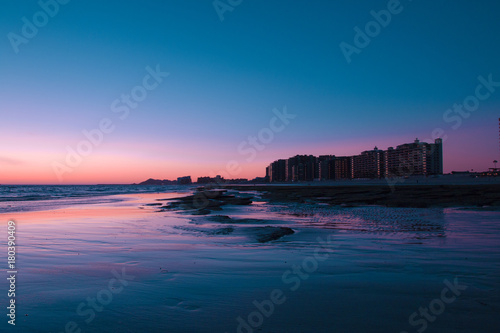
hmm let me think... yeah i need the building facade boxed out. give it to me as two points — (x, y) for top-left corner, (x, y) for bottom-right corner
(351, 147), (384, 179)
(334, 156), (352, 180)
(385, 138), (443, 177)
(318, 155), (335, 181)
(268, 159), (287, 182)
(267, 138), (443, 182)
(285, 155), (316, 182)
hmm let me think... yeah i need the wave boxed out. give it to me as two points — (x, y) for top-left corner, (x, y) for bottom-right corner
(0, 185), (193, 203)
(0, 194), (56, 202)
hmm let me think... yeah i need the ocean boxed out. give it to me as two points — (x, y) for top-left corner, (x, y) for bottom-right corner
(0, 185), (192, 213)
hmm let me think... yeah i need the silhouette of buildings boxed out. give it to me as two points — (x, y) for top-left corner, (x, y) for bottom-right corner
(334, 156), (352, 179)
(385, 138), (443, 177)
(352, 147), (384, 179)
(268, 159), (286, 182)
(286, 155), (316, 182)
(318, 155), (335, 180)
(196, 175), (249, 184)
(177, 176), (192, 185)
(266, 138), (443, 182)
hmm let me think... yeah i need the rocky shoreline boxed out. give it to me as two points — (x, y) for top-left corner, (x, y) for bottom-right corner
(152, 189), (295, 243)
(147, 184), (500, 244)
(222, 184), (500, 208)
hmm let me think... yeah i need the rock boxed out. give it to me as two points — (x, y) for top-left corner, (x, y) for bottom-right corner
(190, 209), (211, 215)
(207, 215), (232, 223)
(209, 227), (234, 235)
(253, 227), (295, 243)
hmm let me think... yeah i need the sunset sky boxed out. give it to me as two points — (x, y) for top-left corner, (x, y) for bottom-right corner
(2, 0), (500, 184)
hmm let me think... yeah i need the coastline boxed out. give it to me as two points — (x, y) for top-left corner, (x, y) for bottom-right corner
(222, 183), (500, 208)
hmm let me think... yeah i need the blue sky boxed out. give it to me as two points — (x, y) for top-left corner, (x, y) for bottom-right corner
(1, 0), (500, 183)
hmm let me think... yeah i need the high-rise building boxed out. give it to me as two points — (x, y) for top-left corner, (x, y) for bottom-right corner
(286, 155), (316, 181)
(384, 146), (398, 178)
(385, 138), (443, 177)
(334, 156), (352, 179)
(318, 155), (335, 180)
(267, 138), (443, 182)
(430, 138), (443, 175)
(351, 147), (384, 179)
(268, 159), (286, 182)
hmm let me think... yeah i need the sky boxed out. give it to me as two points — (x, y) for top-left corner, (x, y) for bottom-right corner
(1, 0), (500, 184)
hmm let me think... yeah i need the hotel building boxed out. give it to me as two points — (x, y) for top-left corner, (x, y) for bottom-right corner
(266, 138), (443, 182)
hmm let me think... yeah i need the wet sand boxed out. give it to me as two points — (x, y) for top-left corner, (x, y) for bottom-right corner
(1, 191), (499, 332)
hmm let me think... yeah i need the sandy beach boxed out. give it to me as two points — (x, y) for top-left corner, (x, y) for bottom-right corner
(1, 188), (499, 332)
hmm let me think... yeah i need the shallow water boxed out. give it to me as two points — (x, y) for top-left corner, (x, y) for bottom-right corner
(0, 191), (498, 332)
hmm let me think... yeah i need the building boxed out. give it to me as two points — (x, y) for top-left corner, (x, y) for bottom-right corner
(267, 138), (443, 182)
(385, 138), (443, 177)
(334, 156), (352, 179)
(318, 155), (335, 180)
(384, 146), (397, 177)
(430, 138), (443, 175)
(177, 176), (192, 185)
(285, 155), (316, 181)
(351, 147), (384, 179)
(268, 159), (287, 182)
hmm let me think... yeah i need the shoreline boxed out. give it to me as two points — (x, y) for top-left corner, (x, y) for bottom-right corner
(221, 184), (500, 208)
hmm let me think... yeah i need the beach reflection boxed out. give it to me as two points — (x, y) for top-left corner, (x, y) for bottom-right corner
(266, 204), (447, 239)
